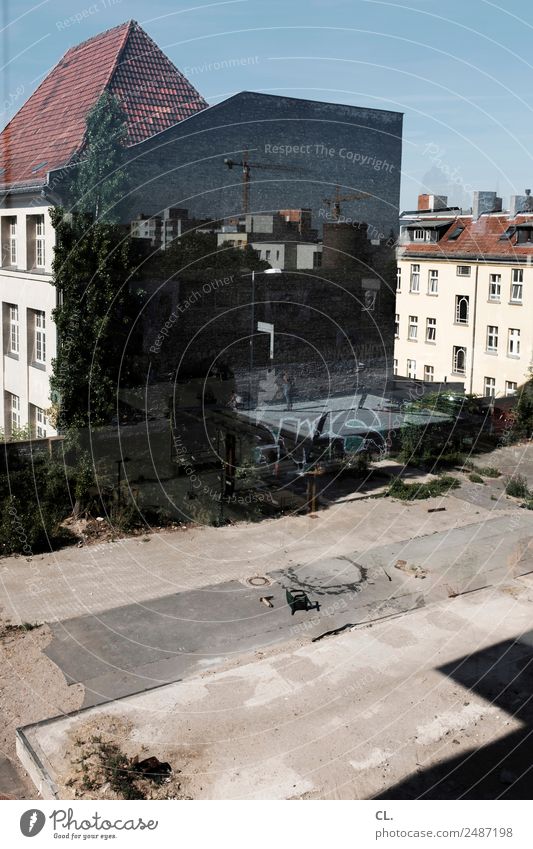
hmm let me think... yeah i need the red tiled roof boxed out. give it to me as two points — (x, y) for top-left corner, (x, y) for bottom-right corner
(0, 20), (207, 188)
(401, 213), (533, 261)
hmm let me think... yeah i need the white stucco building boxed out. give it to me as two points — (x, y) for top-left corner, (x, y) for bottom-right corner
(395, 191), (533, 398)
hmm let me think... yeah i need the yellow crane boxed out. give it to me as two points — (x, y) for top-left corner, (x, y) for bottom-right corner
(323, 185), (370, 221)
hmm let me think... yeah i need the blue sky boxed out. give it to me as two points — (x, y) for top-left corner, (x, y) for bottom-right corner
(2, 0), (533, 209)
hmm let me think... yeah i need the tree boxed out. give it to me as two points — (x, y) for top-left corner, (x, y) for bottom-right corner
(50, 208), (143, 429)
(515, 378), (533, 438)
(51, 91), (143, 430)
(70, 91), (129, 221)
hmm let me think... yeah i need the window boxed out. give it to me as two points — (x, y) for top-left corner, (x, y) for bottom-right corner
(35, 215), (45, 267)
(34, 311), (46, 363)
(276, 250), (280, 261)
(508, 328), (521, 356)
(414, 228), (425, 241)
(489, 274), (501, 301)
(455, 295), (469, 324)
(394, 313), (399, 338)
(10, 393), (20, 432)
(428, 269), (439, 294)
(506, 381), (518, 396)
(408, 315), (418, 340)
(484, 376), (496, 397)
(407, 359), (416, 379)
(511, 269), (523, 302)
(9, 218), (17, 265)
(396, 267), (401, 291)
(9, 305), (19, 354)
(456, 265), (471, 276)
(486, 325), (498, 352)
(424, 365), (434, 382)
(265, 249), (271, 260)
(393, 358), (398, 376)
(426, 317), (436, 342)
(35, 406), (48, 438)
(452, 346), (466, 374)
(410, 264), (420, 292)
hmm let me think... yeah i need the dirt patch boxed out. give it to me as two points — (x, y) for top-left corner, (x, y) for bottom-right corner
(59, 715), (191, 800)
(0, 621), (84, 798)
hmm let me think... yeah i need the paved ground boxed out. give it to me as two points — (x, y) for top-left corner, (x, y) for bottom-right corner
(42, 509), (533, 708)
(22, 577), (533, 800)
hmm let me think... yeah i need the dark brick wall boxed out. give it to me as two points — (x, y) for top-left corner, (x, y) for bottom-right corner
(121, 92), (402, 238)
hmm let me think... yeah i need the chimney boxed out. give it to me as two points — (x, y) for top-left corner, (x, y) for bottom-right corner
(472, 191), (502, 219)
(510, 194), (527, 216)
(418, 193), (448, 212)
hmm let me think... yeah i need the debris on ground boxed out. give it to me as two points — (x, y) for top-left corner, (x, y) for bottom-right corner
(394, 559), (428, 579)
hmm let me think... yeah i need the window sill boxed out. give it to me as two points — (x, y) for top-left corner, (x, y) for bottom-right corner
(407, 338), (418, 343)
(427, 292), (439, 297)
(409, 290), (420, 295)
(451, 371), (466, 377)
(30, 361), (46, 371)
(485, 349), (498, 356)
(454, 321), (469, 327)
(425, 340), (436, 345)
(5, 351), (19, 361)
(509, 300), (523, 306)
(507, 354), (521, 360)
(487, 299), (501, 304)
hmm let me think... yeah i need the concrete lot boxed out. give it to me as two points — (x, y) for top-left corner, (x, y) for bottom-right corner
(21, 578), (533, 800)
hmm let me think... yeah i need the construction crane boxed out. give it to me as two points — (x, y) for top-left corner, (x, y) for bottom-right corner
(323, 185), (370, 222)
(224, 149), (306, 214)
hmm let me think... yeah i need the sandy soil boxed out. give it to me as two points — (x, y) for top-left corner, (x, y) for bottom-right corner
(0, 623), (84, 798)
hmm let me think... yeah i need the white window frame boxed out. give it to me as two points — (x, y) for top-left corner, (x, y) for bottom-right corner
(9, 304), (19, 354)
(486, 325), (498, 353)
(508, 327), (520, 356)
(394, 313), (399, 338)
(452, 346), (466, 375)
(489, 274), (501, 301)
(484, 376), (496, 398)
(35, 406), (48, 438)
(408, 315), (418, 340)
(410, 264), (420, 293)
(426, 317), (436, 342)
(407, 359), (416, 379)
(34, 310), (46, 364)
(10, 393), (20, 432)
(396, 267), (401, 291)
(35, 216), (45, 267)
(427, 269), (439, 295)
(456, 265), (471, 277)
(9, 218), (17, 265)
(511, 269), (523, 303)
(455, 295), (469, 324)
(413, 228), (425, 241)
(424, 364), (434, 382)
(505, 381), (518, 396)
(393, 358), (398, 376)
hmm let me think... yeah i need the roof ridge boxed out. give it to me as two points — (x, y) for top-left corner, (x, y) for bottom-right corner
(64, 20), (134, 54)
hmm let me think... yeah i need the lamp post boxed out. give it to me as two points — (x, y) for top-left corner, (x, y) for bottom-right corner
(245, 268), (282, 409)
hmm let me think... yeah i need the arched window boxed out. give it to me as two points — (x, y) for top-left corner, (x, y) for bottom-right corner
(453, 346), (466, 374)
(455, 295), (469, 324)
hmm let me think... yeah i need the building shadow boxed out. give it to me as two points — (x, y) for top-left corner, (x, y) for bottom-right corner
(376, 631), (533, 799)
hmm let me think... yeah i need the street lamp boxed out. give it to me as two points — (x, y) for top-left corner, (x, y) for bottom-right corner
(245, 267), (282, 409)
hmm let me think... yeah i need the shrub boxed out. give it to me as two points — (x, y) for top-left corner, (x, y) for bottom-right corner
(468, 472), (484, 484)
(388, 474), (460, 501)
(505, 475), (529, 499)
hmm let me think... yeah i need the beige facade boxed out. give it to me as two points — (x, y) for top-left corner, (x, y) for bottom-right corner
(0, 199), (57, 437)
(395, 207), (533, 398)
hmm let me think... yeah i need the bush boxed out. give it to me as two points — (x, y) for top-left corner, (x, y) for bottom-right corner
(505, 475), (529, 499)
(477, 466), (501, 478)
(388, 474), (460, 501)
(468, 472), (484, 484)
